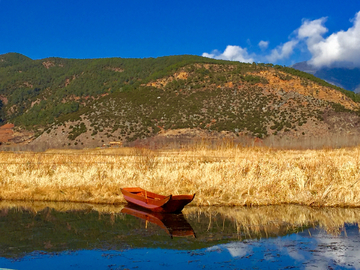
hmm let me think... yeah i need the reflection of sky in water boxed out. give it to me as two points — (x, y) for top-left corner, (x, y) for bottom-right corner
(1, 225), (359, 270)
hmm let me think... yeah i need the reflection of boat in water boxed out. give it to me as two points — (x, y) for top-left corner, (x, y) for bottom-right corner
(120, 187), (195, 213)
(121, 205), (196, 238)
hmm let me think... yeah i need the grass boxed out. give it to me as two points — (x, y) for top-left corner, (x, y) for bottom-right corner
(1, 144), (360, 207)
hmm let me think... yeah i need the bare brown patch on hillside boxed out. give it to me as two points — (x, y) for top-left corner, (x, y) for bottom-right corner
(31, 99), (41, 108)
(42, 61), (64, 69)
(147, 71), (189, 88)
(0, 95), (8, 105)
(8, 105), (16, 114)
(323, 110), (360, 134)
(23, 82), (33, 88)
(42, 61), (55, 69)
(0, 123), (14, 129)
(64, 75), (77, 87)
(194, 63), (236, 71)
(0, 124), (35, 146)
(146, 63), (238, 89)
(65, 78), (71, 87)
(258, 70), (359, 110)
(0, 124), (14, 143)
(105, 67), (124, 73)
(224, 82), (234, 88)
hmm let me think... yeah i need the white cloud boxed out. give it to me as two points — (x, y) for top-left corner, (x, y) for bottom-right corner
(307, 11), (360, 67)
(202, 51), (217, 59)
(258, 40), (269, 50)
(297, 17), (328, 41)
(202, 11), (360, 68)
(266, 40), (298, 63)
(202, 45), (254, 63)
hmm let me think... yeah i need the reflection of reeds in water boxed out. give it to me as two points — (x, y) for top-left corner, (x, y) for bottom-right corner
(183, 205), (360, 237)
(1, 145), (360, 206)
(0, 202), (359, 238)
(0, 201), (124, 215)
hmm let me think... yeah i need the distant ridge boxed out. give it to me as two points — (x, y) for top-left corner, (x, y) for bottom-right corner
(292, 61), (360, 92)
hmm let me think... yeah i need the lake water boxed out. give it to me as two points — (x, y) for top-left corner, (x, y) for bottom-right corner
(0, 202), (359, 269)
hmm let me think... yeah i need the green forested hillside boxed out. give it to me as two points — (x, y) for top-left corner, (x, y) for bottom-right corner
(0, 54), (235, 127)
(1, 52), (360, 147)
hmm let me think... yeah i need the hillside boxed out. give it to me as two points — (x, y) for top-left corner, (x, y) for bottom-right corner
(1, 53), (360, 149)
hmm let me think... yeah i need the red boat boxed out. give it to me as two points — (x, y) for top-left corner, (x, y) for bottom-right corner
(120, 187), (195, 213)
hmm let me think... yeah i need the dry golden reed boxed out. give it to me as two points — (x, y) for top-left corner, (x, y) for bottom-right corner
(1, 144), (360, 207)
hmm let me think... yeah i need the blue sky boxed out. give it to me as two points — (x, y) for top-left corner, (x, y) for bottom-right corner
(1, 0), (360, 67)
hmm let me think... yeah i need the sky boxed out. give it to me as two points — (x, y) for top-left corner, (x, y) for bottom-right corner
(1, 0), (360, 68)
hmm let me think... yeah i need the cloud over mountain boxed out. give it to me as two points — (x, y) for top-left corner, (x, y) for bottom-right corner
(307, 12), (360, 68)
(266, 40), (298, 63)
(202, 45), (254, 63)
(202, 11), (360, 68)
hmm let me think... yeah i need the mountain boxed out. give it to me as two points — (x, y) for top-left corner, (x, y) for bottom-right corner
(292, 61), (360, 92)
(1, 53), (360, 149)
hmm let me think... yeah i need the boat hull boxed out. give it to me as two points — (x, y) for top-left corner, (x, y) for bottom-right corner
(121, 187), (195, 213)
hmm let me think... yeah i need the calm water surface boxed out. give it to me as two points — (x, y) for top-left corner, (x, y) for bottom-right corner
(0, 202), (359, 269)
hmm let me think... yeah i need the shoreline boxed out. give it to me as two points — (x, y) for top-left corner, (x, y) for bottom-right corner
(1, 198), (360, 208)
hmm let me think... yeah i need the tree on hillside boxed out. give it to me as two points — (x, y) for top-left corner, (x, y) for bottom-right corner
(0, 100), (4, 124)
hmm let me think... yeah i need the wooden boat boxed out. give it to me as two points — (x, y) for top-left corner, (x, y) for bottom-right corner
(120, 187), (195, 213)
(121, 205), (196, 238)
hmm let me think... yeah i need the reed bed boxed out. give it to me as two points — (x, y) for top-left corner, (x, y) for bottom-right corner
(1, 145), (360, 207)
